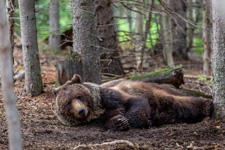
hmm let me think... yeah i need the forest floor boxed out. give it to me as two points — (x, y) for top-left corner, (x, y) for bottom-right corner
(0, 47), (225, 150)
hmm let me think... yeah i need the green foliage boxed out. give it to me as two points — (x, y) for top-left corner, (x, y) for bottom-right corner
(35, 0), (72, 41)
(14, 0), (72, 42)
(117, 14), (160, 50)
(198, 75), (213, 85)
(194, 38), (203, 52)
(35, 0), (50, 41)
(14, 0), (204, 58)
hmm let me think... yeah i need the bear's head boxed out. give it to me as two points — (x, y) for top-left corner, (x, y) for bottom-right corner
(53, 74), (105, 126)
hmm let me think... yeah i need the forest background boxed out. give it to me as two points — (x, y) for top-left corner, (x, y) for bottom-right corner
(1, 0), (225, 149)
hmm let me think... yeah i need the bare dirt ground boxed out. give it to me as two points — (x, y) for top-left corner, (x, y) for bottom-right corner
(0, 48), (225, 150)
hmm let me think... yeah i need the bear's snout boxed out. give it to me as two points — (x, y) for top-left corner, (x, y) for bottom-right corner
(71, 100), (88, 119)
(78, 108), (86, 117)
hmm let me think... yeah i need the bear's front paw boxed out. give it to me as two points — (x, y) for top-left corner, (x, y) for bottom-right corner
(105, 115), (130, 131)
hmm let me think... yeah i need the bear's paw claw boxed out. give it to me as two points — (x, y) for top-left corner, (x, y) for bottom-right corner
(106, 115), (130, 131)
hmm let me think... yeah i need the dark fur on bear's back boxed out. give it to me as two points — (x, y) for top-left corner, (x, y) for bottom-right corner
(54, 75), (214, 131)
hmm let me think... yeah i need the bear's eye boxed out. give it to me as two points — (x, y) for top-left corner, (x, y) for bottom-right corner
(67, 101), (72, 106)
(77, 96), (82, 100)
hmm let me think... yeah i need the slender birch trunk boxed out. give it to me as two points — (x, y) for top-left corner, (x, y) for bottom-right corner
(0, 1), (22, 149)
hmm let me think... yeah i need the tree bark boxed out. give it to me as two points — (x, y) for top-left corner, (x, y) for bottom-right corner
(49, 0), (61, 51)
(95, 0), (124, 75)
(161, 0), (174, 67)
(134, 0), (144, 69)
(0, 1), (22, 149)
(6, 0), (15, 64)
(203, 0), (212, 75)
(212, 0), (225, 118)
(71, 0), (101, 84)
(139, 0), (155, 70)
(187, 0), (194, 51)
(56, 59), (83, 86)
(18, 0), (43, 96)
(171, 0), (188, 60)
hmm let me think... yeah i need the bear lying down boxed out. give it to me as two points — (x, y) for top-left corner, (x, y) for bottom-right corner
(53, 74), (214, 131)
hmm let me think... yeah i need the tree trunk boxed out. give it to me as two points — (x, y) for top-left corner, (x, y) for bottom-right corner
(187, 0), (201, 53)
(18, 0), (43, 96)
(95, 0), (124, 75)
(49, 0), (61, 51)
(212, 0), (225, 118)
(56, 59), (83, 86)
(71, 0), (101, 84)
(171, 0), (188, 60)
(203, 0), (212, 75)
(187, 0), (194, 52)
(6, 0), (15, 64)
(139, 0), (155, 70)
(161, 0), (174, 67)
(134, 0), (144, 69)
(0, 1), (22, 149)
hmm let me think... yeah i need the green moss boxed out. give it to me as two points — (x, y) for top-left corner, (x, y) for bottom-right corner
(126, 65), (183, 80)
(55, 80), (60, 88)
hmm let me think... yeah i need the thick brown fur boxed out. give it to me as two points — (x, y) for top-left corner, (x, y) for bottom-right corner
(53, 74), (214, 131)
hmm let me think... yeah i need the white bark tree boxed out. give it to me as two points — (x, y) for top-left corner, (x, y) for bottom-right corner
(212, 0), (225, 118)
(0, 1), (22, 150)
(18, 0), (43, 96)
(71, 0), (101, 84)
(49, 0), (61, 51)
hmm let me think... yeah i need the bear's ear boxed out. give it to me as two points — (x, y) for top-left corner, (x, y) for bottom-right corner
(52, 74), (82, 98)
(71, 74), (82, 84)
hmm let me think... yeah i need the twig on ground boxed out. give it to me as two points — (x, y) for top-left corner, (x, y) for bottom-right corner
(73, 140), (136, 150)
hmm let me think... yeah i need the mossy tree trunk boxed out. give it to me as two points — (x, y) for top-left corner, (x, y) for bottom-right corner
(71, 0), (101, 84)
(18, 0), (43, 96)
(212, 0), (225, 118)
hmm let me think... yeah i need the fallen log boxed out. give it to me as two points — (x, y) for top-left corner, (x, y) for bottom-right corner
(180, 88), (212, 99)
(126, 65), (184, 88)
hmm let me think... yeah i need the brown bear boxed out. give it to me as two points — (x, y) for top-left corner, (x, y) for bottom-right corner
(53, 74), (214, 131)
